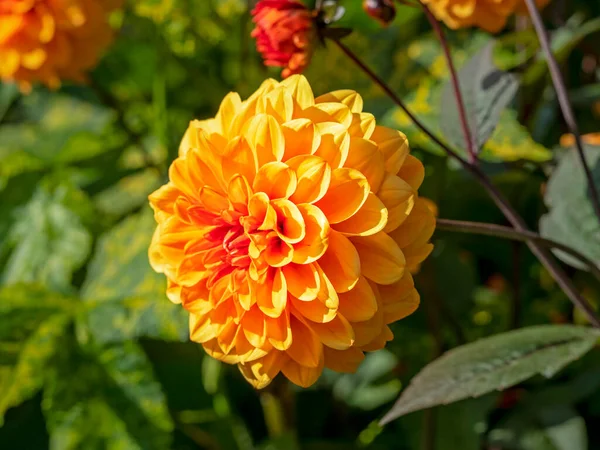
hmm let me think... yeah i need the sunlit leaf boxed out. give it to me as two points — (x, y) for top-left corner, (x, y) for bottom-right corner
(380, 326), (600, 424)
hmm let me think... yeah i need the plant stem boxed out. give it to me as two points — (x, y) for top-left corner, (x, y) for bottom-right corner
(421, 3), (478, 164)
(522, 0), (600, 223)
(332, 38), (600, 328)
(436, 218), (600, 282)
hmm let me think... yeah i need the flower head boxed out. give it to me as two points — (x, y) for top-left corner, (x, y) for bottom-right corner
(422, 0), (550, 33)
(149, 75), (435, 389)
(251, 0), (316, 78)
(0, 0), (121, 91)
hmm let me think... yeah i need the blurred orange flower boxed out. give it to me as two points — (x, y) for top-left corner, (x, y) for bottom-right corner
(149, 75), (435, 389)
(560, 133), (600, 147)
(251, 0), (316, 78)
(0, 0), (121, 92)
(422, 0), (550, 33)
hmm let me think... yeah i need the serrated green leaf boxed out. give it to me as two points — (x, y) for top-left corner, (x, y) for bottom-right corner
(81, 210), (188, 342)
(1, 183), (92, 291)
(0, 313), (71, 425)
(540, 145), (600, 271)
(43, 341), (173, 450)
(380, 325), (600, 424)
(441, 43), (519, 151)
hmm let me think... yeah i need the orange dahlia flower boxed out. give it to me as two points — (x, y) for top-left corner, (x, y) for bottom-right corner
(251, 0), (316, 78)
(149, 75), (435, 389)
(0, 0), (121, 91)
(422, 0), (551, 33)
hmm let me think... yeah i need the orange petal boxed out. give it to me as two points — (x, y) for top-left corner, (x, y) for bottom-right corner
(351, 232), (405, 285)
(315, 168), (369, 224)
(257, 86), (294, 123)
(248, 192), (278, 231)
(323, 346), (364, 373)
(286, 316), (323, 368)
(292, 204), (330, 264)
(317, 230), (360, 293)
(287, 155), (331, 204)
(315, 90), (363, 113)
(271, 199), (306, 244)
(281, 353), (324, 388)
(265, 310), (292, 350)
(239, 350), (284, 389)
(281, 74), (315, 110)
(283, 263), (320, 301)
(228, 174), (253, 215)
(360, 325), (393, 352)
(290, 295), (337, 324)
(308, 313), (355, 350)
(242, 114), (285, 166)
(264, 235), (294, 267)
(256, 268), (287, 318)
(370, 126), (409, 175)
(282, 119), (321, 160)
(314, 123), (350, 168)
(241, 305), (267, 348)
(216, 92), (243, 137)
(190, 313), (216, 344)
(253, 161), (297, 200)
(299, 102), (353, 129)
(338, 276), (378, 322)
(348, 112), (376, 139)
(333, 193), (388, 237)
(377, 173), (415, 233)
(345, 137), (385, 192)
(397, 154), (425, 190)
(149, 183), (181, 217)
(222, 136), (258, 185)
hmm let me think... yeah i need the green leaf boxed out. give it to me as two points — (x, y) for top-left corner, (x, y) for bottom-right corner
(1, 183), (92, 291)
(43, 341), (173, 450)
(380, 325), (600, 424)
(80, 210), (188, 342)
(540, 145), (600, 271)
(0, 313), (71, 425)
(440, 43), (519, 151)
(0, 83), (19, 122)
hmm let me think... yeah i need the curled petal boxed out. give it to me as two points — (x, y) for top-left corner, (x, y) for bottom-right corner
(397, 154), (425, 190)
(338, 276), (378, 322)
(316, 90), (363, 113)
(286, 316), (323, 368)
(256, 268), (287, 317)
(377, 173), (415, 233)
(239, 351), (284, 389)
(370, 126), (409, 175)
(292, 204), (330, 264)
(317, 230), (360, 293)
(333, 192), (388, 237)
(281, 353), (324, 388)
(281, 74), (315, 110)
(351, 232), (405, 285)
(282, 119), (321, 160)
(308, 313), (355, 350)
(272, 199), (306, 244)
(345, 137), (385, 192)
(242, 114), (285, 166)
(314, 123), (350, 168)
(315, 168), (369, 224)
(283, 263), (320, 301)
(287, 155), (331, 204)
(253, 161), (297, 199)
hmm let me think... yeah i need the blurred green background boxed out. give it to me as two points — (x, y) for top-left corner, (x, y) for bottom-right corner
(2, 0), (600, 449)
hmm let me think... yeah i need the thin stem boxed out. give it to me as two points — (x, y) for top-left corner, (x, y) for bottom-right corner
(436, 218), (600, 283)
(332, 38), (600, 328)
(421, 3), (478, 164)
(522, 0), (600, 223)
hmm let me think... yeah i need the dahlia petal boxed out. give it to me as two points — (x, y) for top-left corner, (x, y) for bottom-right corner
(287, 155), (331, 204)
(315, 168), (369, 224)
(217, 320), (240, 354)
(281, 353), (324, 388)
(286, 316), (323, 368)
(241, 305), (267, 348)
(348, 112), (376, 139)
(190, 313), (217, 344)
(300, 102), (353, 129)
(377, 173), (416, 233)
(166, 279), (183, 305)
(265, 310), (292, 350)
(258, 86), (294, 123)
(292, 204), (330, 264)
(228, 174), (253, 215)
(222, 137), (258, 185)
(389, 198), (436, 249)
(253, 161), (297, 200)
(282, 263), (320, 300)
(199, 186), (229, 212)
(315, 90), (363, 113)
(264, 236), (294, 267)
(271, 199), (306, 244)
(231, 79), (279, 132)
(239, 350), (284, 389)
(351, 232), (405, 285)
(243, 114), (285, 166)
(203, 338), (241, 365)
(248, 192), (278, 231)
(384, 287), (420, 323)
(308, 313), (355, 350)
(281, 74), (315, 110)
(353, 306), (384, 348)
(333, 192), (388, 237)
(338, 276), (378, 322)
(216, 92), (243, 137)
(345, 137), (385, 192)
(323, 346), (364, 373)
(317, 230), (360, 293)
(314, 123), (350, 168)
(281, 119), (321, 160)
(370, 126), (409, 175)
(235, 331), (271, 362)
(256, 268), (287, 318)
(290, 295), (336, 324)
(397, 154), (425, 190)
(360, 325), (393, 352)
